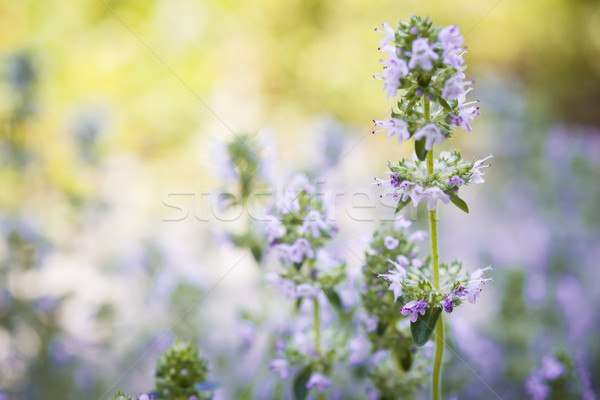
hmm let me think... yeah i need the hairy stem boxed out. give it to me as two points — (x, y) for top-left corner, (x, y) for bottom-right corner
(425, 97), (443, 400)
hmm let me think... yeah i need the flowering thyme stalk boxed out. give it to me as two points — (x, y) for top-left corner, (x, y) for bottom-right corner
(424, 96), (444, 400)
(373, 16), (493, 400)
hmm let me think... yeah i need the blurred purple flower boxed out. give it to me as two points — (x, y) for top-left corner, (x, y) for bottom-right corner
(556, 274), (595, 341)
(300, 210), (329, 238)
(539, 357), (565, 380)
(348, 334), (370, 365)
(383, 235), (399, 250)
(269, 358), (290, 380)
(306, 372), (332, 392)
(524, 375), (550, 400)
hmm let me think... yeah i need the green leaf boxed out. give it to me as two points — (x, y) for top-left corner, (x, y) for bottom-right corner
(250, 245), (263, 263)
(376, 321), (387, 335)
(410, 306), (442, 347)
(449, 193), (469, 213)
(395, 198), (410, 214)
(324, 289), (343, 312)
(405, 97), (419, 113)
(436, 95), (452, 112)
(293, 365), (313, 400)
(415, 137), (427, 161)
(394, 347), (413, 371)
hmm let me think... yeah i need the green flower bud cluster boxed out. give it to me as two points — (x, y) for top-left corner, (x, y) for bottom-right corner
(154, 339), (212, 400)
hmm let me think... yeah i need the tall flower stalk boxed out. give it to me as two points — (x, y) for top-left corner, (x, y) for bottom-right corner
(373, 16), (493, 400)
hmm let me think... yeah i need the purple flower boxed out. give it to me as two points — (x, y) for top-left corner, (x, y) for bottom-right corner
(269, 358), (290, 380)
(273, 243), (295, 265)
(359, 313), (378, 333)
(290, 238), (315, 263)
(398, 180), (425, 206)
(470, 154), (493, 184)
(392, 255), (410, 268)
(423, 187), (450, 210)
(348, 334), (369, 365)
(441, 294), (454, 313)
(409, 230), (428, 242)
(384, 235), (400, 250)
(443, 48), (466, 70)
(306, 372), (332, 392)
(438, 25), (464, 53)
(400, 299), (428, 322)
(450, 103), (480, 133)
(390, 171), (401, 187)
(378, 54), (409, 100)
(525, 375), (550, 400)
(408, 38), (439, 70)
(465, 266), (493, 304)
(265, 273), (297, 299)
(300, 210), (329, 238)
(442, 73), (471, 100)
(379, 261), (405, 302)
(295, 283), (320, 299)
(394, 215), (412, 229)
(413, 123), (445, 151)
(372, 118), (410, 145)
(375, 22), (396, 47)
(540, 357), (565, 380)
(439, 25), (466, 70)
(448, 175), (465, 186)
(278, 188), (301, 215)
(264, 215), (284, 244)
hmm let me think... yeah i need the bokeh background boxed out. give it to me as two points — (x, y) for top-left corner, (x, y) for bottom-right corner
(1, 0), (599, 398)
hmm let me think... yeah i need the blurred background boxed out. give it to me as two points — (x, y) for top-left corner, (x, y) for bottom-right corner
(0, 0), (599, 398)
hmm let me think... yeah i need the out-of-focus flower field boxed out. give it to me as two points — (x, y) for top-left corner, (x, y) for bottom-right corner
(1, 0), (599, 399)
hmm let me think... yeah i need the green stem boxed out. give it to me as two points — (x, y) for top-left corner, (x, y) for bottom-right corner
(313, 298), (327, 400)
(425, 97), (443, 400)
(313, 297), (320, 355)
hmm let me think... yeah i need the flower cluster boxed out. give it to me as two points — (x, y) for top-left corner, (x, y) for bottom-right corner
(264, 173), (345, 396)
(376, 150), (492, 211)
(360, 217), (430, 398)
(373, 16), (479, 154)
(525, 353), (592, 400)
(382, 258), (492, 316)
(266, 174), (336, 268)
(154, 340), (213, 400)
(114, 340), (214, 400)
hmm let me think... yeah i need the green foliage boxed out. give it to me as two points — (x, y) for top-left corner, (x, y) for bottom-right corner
(410, 306), (442, 347)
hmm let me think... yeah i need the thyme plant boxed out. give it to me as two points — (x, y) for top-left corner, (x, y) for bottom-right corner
(372, 16), (493, 400)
